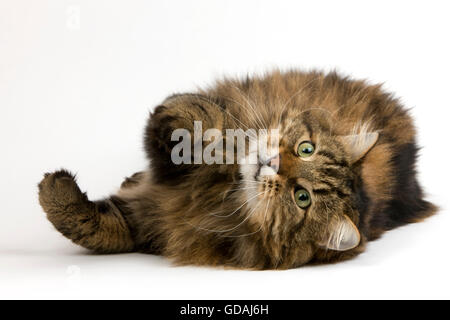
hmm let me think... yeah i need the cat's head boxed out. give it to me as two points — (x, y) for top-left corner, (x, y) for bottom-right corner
(239, 113), (378, 266)
(150, 89), (380, 268)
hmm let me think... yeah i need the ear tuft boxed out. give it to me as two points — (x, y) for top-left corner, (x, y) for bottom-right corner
(339, 132), (379, 164)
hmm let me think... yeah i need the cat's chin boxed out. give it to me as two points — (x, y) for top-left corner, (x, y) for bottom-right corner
(239, 162), (258, 182)
(258, 165), (278, 178)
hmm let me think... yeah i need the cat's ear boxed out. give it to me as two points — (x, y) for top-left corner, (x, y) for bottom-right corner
(323, 215), (360, 251)
(338, 132), (379, 164)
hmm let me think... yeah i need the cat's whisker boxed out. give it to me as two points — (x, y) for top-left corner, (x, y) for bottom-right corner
(226, 185), (259, 190)
(208, 191), (265, 219)
(223, 193), (271, 238)
(190, 200), (261, 233)
(228, 180), (265, 187)
(224, 96), (264, 133)
(228, 181), (263, 186)
(239, 179), (264, 183)
(219, 185), (258, 204)
(228, 186), (259, 191)
(212, 192), (268, 233)
(230, 85), (268, 130)
(240, 182), (264, 187)
(220, 186), (259, 200)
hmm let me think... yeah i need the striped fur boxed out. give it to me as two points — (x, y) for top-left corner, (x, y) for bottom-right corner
(38, 70), (436, 269)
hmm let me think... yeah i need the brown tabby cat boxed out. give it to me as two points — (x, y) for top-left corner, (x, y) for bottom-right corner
(38, 70), (436, 269)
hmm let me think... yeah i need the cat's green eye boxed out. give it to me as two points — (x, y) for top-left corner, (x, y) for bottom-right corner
(294, 188), (311, 209)
(297, 141), (315, 157)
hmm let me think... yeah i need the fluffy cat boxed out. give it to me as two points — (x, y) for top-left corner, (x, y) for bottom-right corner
(38, 70), (436, 269)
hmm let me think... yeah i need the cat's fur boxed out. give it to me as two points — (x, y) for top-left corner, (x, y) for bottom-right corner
(38, 70), (436, 269)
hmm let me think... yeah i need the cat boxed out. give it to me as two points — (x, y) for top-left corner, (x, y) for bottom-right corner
(38, 70), (436, 269)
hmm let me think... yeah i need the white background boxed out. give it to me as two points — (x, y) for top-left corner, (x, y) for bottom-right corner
(1, 0), (449, 299)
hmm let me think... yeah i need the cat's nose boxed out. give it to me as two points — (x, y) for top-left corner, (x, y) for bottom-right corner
(267, 154), (280, 173)
(259, 154), (280, 176)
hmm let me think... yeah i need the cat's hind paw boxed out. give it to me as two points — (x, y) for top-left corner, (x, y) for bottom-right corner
(38, 169), (88, 216)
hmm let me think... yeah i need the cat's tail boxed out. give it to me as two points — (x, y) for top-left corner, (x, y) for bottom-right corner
(38, 169), (135, 253)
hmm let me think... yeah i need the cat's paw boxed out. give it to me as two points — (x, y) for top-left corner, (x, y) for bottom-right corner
(38, 169), (87, 215)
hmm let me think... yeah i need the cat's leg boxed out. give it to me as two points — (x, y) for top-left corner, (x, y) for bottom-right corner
(38, 170), (135, 253)
(144, 94), (228, 183)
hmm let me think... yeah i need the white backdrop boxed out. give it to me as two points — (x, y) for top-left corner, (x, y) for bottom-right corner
(1, 0), (449, 299)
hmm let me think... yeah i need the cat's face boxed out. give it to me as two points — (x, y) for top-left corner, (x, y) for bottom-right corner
(239, 114), (378, 266)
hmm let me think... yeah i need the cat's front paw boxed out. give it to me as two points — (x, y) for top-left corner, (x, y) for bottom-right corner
(38, 169), (87, 215)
